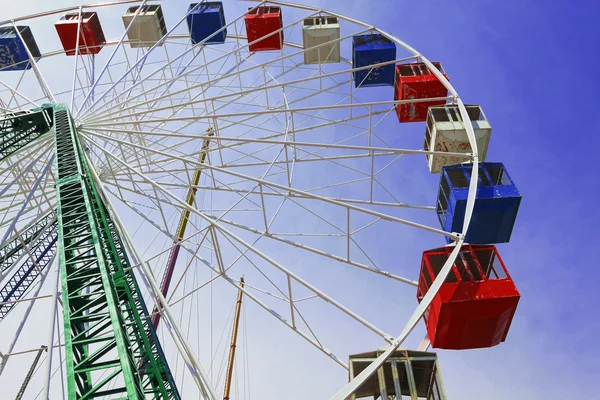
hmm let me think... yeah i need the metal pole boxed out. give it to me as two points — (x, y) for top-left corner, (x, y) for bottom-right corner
(223, 277), (244, 400)
(41, 257), (60, 399)
(69, 7), (83, 111)
(14, 345), (47, 400)
(12, 22), (55, 103)
(151, 130), (213, 330)
(0, 157), (53, 251)
(0, 253), (53, 377)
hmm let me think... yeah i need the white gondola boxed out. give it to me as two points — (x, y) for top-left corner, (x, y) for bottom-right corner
(302, 16), (340, 64)
(348, 349), (447, 400)
(122, 4), (167, 48)
(425, 104), (492, 173)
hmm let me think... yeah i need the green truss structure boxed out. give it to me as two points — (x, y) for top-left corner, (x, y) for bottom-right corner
(51, 104), (180, 399)
(0, 105), (53, 161)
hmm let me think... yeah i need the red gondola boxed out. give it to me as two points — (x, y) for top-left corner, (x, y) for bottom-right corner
(417, 244), (520, 350)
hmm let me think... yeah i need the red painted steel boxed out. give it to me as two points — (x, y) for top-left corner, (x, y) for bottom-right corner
(417, 244), (520, 350)
(394, 62), (448, 123)
(244, 6), (283, 52)
(55, 12), (105, 56)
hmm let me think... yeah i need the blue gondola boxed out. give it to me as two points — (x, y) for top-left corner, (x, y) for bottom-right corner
(0, 26), (41, 71)
(352, 34), (396, 88)
(437, 162), (522, 244)
(186, 2), (227, 45)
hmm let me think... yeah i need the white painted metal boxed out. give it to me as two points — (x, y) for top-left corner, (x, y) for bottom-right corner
(41, 258), (60, 400)
(0, 1), (485, 398)
(0, 254), (53, 378)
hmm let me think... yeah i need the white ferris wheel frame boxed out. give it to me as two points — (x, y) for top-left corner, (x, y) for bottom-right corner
(0, 0), (481, 399)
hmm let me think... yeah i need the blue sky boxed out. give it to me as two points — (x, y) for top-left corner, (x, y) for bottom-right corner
(222, 0), (600, 397)
(1, 0), (598, 398)
(364, 0), (599, 398)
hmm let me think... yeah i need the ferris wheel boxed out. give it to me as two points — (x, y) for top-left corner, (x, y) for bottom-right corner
(0, 1), (524, 399)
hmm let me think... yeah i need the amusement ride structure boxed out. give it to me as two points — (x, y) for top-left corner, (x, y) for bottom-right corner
(0, 1), (522, 399)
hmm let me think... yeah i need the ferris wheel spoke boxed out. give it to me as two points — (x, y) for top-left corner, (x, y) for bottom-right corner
(147, 182), (434, 212)
(2, 68), (31, 112)
(83, 129), (450, 212)
(205, 232), (336, 354)
(86, 96), (452, 128)
(82, 51), (420, 126)
(0, 78), (41, 110)
(209, 220), (395, 343)
(0, 137), (53, 188)
(0, 156), (54, 251)
(0, 210), (56, 285)
(84, 135), (404, 338)
(138, 179), (440, 273)
(0, 254), (54, 378)
(83, 47), (259, 133)
(86, 102), (391, 157)
(11, 22), (55, 103)
(81, 19), (376, 123)
(73, 0), (155, 119)
(82, 62), (353, 158)
(207, 211), (417, 285)
(158, 225), (360, 373)
(82, 132), (454, 244)
(80, 5), (307, 122)
(68, 7), (85, 110)
(80, 140), (431, 376)
(77, 1), (257, 122)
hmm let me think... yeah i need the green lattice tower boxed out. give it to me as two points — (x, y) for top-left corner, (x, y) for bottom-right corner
(51, 104), (180, 399)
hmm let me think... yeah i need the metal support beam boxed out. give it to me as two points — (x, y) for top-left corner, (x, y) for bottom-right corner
(15, 346), (47, 400)
(0, 220), (57, 321)
(151, 130), (213, 330)
(0, 211), (55, 275)
(223, 277), (244, 400)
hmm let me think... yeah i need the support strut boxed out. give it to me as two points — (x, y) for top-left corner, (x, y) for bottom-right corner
(223, 277), (245, 400)
(151, 129), (213, 330)
(0, 220), (57, 321)
(14, 346), (47, 400)
(0, 211), (55, 275)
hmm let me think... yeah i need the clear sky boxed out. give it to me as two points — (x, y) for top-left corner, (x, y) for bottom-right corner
(364, 1), (599, 398)
(2, 0), (598, 399)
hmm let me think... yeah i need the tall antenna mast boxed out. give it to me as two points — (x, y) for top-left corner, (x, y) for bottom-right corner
(223, 277), (245, 400)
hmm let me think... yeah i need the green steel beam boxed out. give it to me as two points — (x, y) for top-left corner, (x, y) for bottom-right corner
(0, 105), (53, 161)
(52, 104), (179, 399)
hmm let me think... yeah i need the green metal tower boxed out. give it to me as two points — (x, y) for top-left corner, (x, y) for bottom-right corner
(0, 103), (182, 399)
(52, 104), (180, 398)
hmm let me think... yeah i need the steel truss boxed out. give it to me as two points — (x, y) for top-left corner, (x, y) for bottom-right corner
(52, 104), (179, 399)
(0, 105), (53, 161)
(0, 218), (57, 321)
